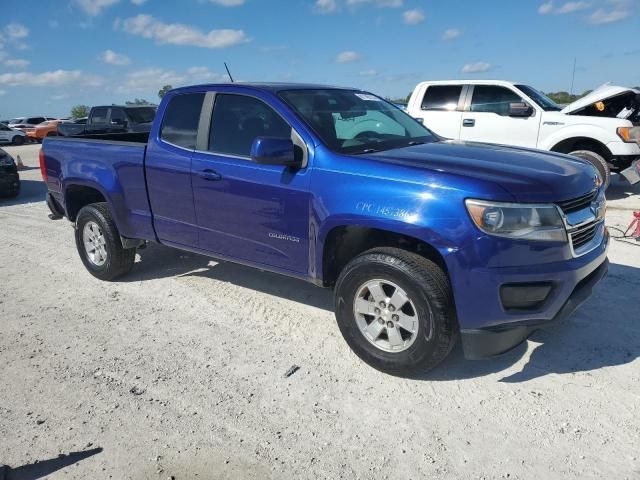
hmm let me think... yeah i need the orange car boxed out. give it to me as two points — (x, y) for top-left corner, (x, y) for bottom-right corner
(26, 120), (63, 142)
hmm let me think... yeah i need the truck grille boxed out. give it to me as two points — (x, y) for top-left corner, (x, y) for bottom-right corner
(570, 221), (600, 251)
(557, 190), (598, 214)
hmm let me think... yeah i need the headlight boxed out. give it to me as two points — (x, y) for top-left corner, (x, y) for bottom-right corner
(465, 199), (567, 242)
(617, 126), (640, 143)
(0, 155), (15, 167)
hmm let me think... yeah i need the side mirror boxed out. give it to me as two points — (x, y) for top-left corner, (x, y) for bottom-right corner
(509, 102), (534, 117)
(251, 137), (299, 167)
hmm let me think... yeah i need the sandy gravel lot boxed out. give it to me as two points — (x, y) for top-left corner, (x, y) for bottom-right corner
(1, 144), (639, 479)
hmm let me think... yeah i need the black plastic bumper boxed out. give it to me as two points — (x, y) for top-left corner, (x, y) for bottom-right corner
(460, 258), (609, 360)
(0, 173), (20, 195)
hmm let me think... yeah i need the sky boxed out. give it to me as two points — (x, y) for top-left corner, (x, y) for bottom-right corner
(0, 0), (638, 118)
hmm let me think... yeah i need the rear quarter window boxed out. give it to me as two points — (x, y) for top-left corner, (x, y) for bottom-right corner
(421, 85), (463, 111)
(160, 93), (205, 149)
(90, 108), (108, 124)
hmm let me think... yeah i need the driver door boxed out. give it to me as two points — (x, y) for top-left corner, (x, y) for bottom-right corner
(459, 85), (540, 147)
(190, 93), (311, 274)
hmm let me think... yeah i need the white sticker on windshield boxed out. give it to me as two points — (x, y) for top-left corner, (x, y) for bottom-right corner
(355, 93), (381, 101)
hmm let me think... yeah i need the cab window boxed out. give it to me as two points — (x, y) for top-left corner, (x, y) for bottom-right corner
(421, 85), (463, 111)
(470, 86), (523, 116)
(209, 94), (291, 157)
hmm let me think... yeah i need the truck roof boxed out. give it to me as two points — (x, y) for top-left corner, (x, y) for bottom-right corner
(170, 82), (353, 95)
(414, 80), (521, 88)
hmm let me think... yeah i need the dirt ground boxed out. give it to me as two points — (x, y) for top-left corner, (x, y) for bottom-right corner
(1, 144), (639, 480)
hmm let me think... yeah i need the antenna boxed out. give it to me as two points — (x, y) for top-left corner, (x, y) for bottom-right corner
(224, 62), (234, 83)
(570, 57), (576, 97)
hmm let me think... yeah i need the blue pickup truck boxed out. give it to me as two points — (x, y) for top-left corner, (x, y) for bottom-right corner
(40, 83), (609, 374)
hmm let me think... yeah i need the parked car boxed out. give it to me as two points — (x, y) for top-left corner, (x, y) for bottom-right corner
(0, 123), (28, 145)
(57, 105), (157, 137)
(26, 120), (63, 142)
(0, 147), (20, 198)
(8, 116), (57, 130)
(41, 83), (608, 374)
(406, 81), (640, 187)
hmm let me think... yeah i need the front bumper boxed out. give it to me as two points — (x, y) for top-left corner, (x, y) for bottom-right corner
(0, 172), (20, 195)
(460, 258), (608, 359)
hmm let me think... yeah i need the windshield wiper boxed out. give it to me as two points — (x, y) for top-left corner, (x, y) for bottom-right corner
(407, 140), (425, 146)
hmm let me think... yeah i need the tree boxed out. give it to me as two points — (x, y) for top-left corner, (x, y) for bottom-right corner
(125, 98), (152, 105)
(158, 85), (173, 99)
(70, 104), (89, 119)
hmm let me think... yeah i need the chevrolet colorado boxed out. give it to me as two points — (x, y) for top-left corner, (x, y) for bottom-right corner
(41, 83), (609, 374)
(407, 81), (640, 187)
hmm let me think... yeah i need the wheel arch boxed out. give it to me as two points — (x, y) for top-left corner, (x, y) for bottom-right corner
(319, 222), (450, 287)
(549, 136), (613, 161)
(64, 182), (110, 222)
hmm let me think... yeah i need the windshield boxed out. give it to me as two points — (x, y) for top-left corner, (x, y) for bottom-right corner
(9, 118), (23, 124)
(516, 85), (561, 111)
(126, 107), (157, 124)
(279, 89), (437, 154)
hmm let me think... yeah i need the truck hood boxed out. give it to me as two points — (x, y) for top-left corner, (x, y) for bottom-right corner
(561, 84), (640, 116)
(365, 140), (598, 202)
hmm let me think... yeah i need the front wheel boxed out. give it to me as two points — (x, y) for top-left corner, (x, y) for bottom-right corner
(12, 135), (24, 146)
(334, 247), (457, 375)
(569, 150), (611, 188)
(74, 203), (136, 281)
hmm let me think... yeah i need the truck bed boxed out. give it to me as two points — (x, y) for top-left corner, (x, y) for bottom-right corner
(43, 136), (156, 241)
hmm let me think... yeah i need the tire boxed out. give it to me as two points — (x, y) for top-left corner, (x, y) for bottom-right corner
(74, 202), (136, 281)
(569, 150), (610, 189)
(12, 135), (24, 146)
(334, 247), (457, 375)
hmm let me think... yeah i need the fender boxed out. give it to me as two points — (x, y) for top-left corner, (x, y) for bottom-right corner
(539, 122), (618, 152)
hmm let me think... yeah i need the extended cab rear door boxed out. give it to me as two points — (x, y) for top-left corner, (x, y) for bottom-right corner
(145, 92), (206, 247)
(410, 84), (465, 140)
(189, 89), (312, 275)
(459, 84), (540, 147)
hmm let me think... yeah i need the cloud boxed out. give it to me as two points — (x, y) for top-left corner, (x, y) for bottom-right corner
(131, 0), (147, 4)
(0, 70), (102, 87)
(359, 69), (377, 76)
(335, 50), (361, 63)
(539, 1), (591, 14)
(538, 1), (554, 13)
(4, 58), (30, 68)
(403, 9), (425, 24)
(0, 90), (6, 96)
(120, 14), (249, 48)
(209, 0), (245, 5)
(555, 1), (591, 14)
(102, 49), (131, 65)
(461, 62), (492, 73)
(314, 0), (338, 13)
(442, 28), (461, 40)
(346, 0), (402, 7)
(118, 66), (226, 93)
(4, 23), (29, 40)
(589, 0), (632, 24)
(75, 0), (120, 16)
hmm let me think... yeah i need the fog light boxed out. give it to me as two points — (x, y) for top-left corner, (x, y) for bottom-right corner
(500, 282), (553, 311)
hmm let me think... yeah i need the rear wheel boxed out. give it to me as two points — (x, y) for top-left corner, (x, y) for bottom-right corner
(569, 150), (610, 188)
(12, 135), (24, 146)
(74, 203), (136, 281)
(334, 247), (457, 375)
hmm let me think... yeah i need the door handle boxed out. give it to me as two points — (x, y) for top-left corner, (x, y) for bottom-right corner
(199, 169), (222, 181)
(462, 119), (475, 127)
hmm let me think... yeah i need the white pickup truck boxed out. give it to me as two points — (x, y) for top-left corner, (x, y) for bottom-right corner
(406, 80), (640, 186)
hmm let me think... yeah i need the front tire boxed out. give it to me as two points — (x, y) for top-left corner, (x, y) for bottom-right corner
(569, 150), (610, 188)
(12, 135), (24, 146)
(334, 247), (457, 375)
(74, 203), (135, 281)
